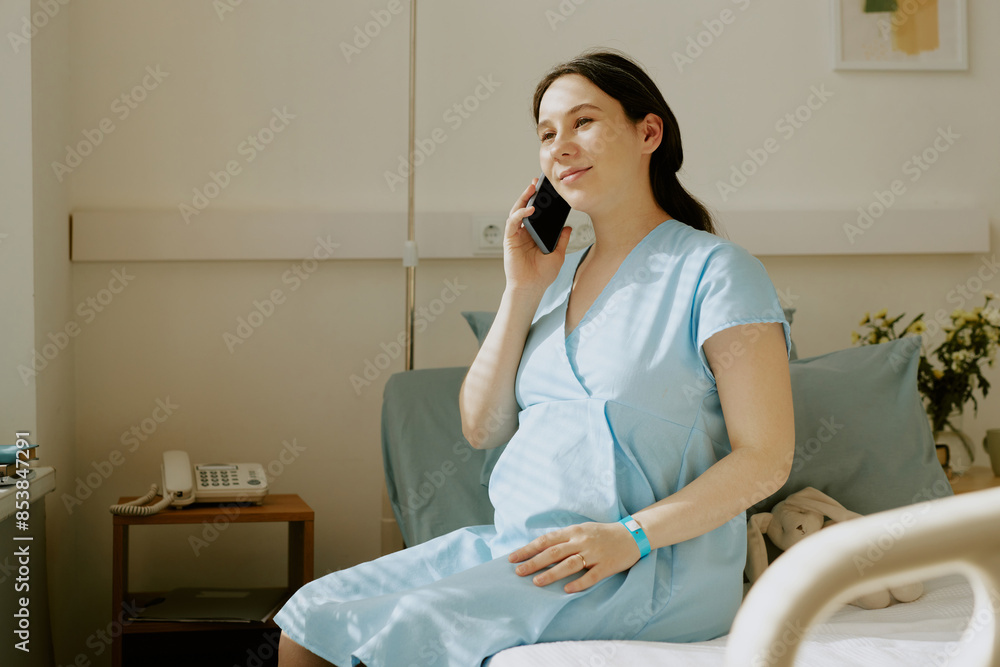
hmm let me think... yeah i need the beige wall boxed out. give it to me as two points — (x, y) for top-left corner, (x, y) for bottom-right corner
(14, 1), (1000, 664)
(28, 0), (78, 662)
(2, 2), (36, 442)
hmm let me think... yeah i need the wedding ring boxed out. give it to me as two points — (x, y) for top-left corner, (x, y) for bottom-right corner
(577, 553), (588, 569)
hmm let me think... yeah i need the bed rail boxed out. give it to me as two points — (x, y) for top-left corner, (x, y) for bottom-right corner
(726, 486), (1000, 667)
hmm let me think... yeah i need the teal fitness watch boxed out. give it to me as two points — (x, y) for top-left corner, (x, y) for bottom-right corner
(619, 514), (651, 558)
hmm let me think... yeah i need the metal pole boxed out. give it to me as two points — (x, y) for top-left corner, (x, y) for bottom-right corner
(383, 0), (418, 556)
(404, 0), (418, 372)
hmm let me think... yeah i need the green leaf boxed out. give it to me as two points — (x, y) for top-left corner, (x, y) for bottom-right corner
(864, 0), (898, 11)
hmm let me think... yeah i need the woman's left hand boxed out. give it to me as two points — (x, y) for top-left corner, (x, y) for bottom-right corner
(508, 520), (642, 593)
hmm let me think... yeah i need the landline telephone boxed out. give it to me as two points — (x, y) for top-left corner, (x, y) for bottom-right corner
(108, 450), (268, 516)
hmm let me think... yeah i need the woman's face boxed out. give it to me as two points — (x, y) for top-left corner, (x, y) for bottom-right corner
(536, 74), (655, 218)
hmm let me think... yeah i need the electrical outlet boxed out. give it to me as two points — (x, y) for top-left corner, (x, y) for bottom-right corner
(473, 217), (504, 255)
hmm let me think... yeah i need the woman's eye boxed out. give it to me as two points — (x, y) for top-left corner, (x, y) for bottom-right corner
(540, 118), (592, 142)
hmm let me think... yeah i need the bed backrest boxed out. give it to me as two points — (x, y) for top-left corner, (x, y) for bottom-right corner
(381, 366), (504, 547)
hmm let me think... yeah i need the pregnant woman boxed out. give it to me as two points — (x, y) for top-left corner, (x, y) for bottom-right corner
(276, 48), (795, 667)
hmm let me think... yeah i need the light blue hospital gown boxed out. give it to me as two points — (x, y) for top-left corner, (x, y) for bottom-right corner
(273, 218), (791, 667)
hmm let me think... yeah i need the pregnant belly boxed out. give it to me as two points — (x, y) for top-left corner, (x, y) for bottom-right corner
(488, 398), (620, 554)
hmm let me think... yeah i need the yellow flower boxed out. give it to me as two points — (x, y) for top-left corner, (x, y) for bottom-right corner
(951, 309), (967, 321)
(851, 331), (861, 344)
(932, 369), (945, 379)
(906, 321), (926, 334)
(868, 331), (878, 343)
(859, 312), (871, 326)
(875, 307), (888, 320)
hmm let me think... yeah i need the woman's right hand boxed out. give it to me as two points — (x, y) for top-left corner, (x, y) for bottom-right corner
(503, 177), (573, 293)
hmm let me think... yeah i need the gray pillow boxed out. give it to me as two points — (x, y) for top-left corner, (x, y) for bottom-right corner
(460, 311), (498, 347)
(748, 336), (952, 516)
(462, 308), (799, 360)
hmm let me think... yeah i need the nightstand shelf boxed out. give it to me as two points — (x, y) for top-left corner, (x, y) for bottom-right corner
(117, 589), (294, 634)
(111, 494), (313, 666)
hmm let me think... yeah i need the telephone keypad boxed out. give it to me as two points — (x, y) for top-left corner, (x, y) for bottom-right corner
(190, 463), (267, 503)
(200, 469), (239, 487)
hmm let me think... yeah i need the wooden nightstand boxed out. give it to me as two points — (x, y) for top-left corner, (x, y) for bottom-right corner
(111, 494), (313, 667)
(949, 466), (1000, 495)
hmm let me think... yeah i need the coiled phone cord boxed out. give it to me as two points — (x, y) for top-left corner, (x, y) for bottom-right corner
(108, 484), (174, 516)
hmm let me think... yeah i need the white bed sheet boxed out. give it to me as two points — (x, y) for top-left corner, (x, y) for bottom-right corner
(487, 574), (975, 666)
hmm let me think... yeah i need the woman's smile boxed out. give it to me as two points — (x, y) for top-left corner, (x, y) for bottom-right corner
(560, 167), (591, 184)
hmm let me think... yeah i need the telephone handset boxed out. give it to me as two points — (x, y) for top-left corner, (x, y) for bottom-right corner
(109, 450), (268, 517)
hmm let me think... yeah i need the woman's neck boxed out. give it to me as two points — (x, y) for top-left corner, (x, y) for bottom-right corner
(587, 205), (672, 261)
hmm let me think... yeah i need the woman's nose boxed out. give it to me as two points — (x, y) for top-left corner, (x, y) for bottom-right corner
(548, 134), (577, 159)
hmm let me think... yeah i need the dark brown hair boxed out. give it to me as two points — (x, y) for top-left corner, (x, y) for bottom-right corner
(532, 48), (716, 236)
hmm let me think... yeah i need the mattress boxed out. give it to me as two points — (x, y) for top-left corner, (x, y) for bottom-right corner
(487, 574), (974, 666)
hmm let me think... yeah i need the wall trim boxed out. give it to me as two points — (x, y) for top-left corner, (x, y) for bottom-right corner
(69, 208), (990, 261)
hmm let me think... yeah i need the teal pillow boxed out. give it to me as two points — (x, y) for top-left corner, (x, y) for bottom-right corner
(463, 308), (799, 361)
(783, 307), (798, 361)
(749, 336), (952, 516)
(461, 311), (497, 347)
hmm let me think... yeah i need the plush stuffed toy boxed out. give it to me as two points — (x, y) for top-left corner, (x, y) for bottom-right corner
(745, 487), (924, 609)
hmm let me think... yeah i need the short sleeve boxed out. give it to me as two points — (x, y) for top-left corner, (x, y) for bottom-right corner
(692, 242), (792, 382)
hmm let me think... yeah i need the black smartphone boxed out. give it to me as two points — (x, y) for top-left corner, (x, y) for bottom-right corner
(523, 172), (571, 254)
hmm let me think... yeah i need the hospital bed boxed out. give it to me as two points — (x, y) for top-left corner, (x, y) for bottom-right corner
(380, 321), (997, 666)
(489, 488), (1000, 666)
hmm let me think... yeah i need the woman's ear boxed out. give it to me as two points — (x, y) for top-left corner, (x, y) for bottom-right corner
(639, 113), (663, 154)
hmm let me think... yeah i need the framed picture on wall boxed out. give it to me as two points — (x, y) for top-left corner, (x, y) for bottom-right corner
(832, 0), (968, 70)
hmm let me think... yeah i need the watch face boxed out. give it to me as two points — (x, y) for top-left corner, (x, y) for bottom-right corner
(625, 519), (640, 531)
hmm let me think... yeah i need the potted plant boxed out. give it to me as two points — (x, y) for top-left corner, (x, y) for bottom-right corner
(851, 293), (1000, 474)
